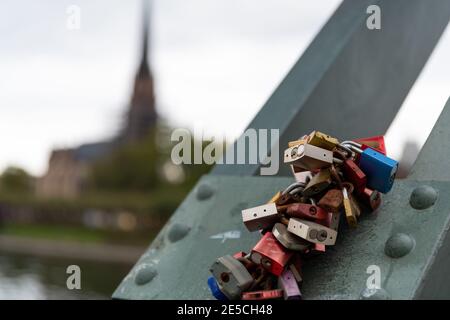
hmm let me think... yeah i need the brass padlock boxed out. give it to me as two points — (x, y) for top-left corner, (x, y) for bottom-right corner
(342, 186), (357, 227)
(303, 168), (332, 196)
(267, 191), (282, 204)
(307, 131), (340, 150)
(284, 142), (333, 170)
(317, 188), (343, 213)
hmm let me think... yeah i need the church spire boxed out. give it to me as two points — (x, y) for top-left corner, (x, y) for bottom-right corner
(138, 0), (151, 77)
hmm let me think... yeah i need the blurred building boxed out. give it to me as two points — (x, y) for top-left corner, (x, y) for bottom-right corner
(37, 4), (157, 198)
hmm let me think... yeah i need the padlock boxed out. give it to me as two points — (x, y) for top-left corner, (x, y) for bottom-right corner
(242, 203), (279, 232)
(207, 276), (229, 301)
(312, 243), (326, 253)
(307, 131), (340, 150)
(288, 255), (303, 283)
(342, 159), (367, 194)
(325, 212), (340, 231)
(342, 186), (357, 227)
(317, 189), (343, 213)
(210, 255), (254, 300)
(272, 222), (311, 252)
(303, 168), (332, 196)
(267, 191), (282, 204)
(241, 289), (284, 300)
(287, 218), (337, 245)
(284, 142), (333, 170)
(286, 203), (328, 221)
(342, 142), (398, 193)
(290, 165), (313, 184)
(251, 232), (293, 276)
(360, 187), (382, 211)
(233, 251), (247, 259)
(354, 135), (386, 155)
(278, 269), (302, 300)
(288, 136), (308, 148)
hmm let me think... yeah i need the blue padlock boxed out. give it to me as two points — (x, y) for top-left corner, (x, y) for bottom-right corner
(207, 276), (228, 301)
(340, 141), (398, 193)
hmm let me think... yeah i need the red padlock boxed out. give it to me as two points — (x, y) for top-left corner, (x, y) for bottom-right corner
(233, 251), (247, 259)
(342, 159), (367, 194)
(354, 135), (387, 155)
(360, 187), (382, 211)
(242, 289), (284, 300)
(251, 232), (293, 276)
(286, 203), (328, 221)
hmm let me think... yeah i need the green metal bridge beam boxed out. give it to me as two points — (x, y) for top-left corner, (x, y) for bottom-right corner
(213, 0), (450, 176)
(113, 0), (450, 299)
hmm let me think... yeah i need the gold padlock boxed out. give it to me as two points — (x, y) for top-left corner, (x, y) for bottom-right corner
(308, 131), (339, 151)
(303, 168), (332, 197)
(267, 191), (282, 204)
(342, 187), (357, 227)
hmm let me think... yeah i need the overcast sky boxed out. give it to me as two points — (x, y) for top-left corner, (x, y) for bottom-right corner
(0, 0), (449, 176)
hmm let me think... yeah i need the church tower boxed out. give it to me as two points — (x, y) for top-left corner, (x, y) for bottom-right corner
(122, 0), (157, 142)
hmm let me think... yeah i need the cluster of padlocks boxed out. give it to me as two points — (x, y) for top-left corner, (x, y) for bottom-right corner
(208, 131), (399, 300)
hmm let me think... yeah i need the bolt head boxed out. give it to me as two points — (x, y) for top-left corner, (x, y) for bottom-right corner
(409, 185), (438, 210)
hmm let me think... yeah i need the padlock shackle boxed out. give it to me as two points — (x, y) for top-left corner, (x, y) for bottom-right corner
(341, 140), (362, 148)
(341, 143), (363, 154)
(282, 181), (306, 195)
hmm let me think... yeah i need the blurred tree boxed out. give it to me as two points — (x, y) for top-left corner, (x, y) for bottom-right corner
(0, 166), (34, 193)
(87, 127), (221, 193)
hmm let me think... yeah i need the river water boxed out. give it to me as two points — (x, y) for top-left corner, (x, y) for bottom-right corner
(0, 253), (132, 299)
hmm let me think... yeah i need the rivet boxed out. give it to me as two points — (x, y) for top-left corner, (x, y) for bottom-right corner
(385, 233), (415, 258)
(359, 287), (391, 300)
(196, 183), (215, 200)
(168, 223), (191, 243)
(135, 265), (157, 285)
(409, 185), (437, 210)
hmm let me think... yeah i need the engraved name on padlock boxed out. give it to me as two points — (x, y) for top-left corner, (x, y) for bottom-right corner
(287, 218), (337, 246)
(251, 232), (293, 276)
(272, 223), (311, 252)
(242, 203), (279, 232)
(278, 269), (302, 300)
(210, 255), (254, 300)
(284, 143), (333, 170)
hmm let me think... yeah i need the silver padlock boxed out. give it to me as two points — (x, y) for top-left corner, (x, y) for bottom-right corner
(287, 218), (337, 246)
(284, 142), (333, 170)
(272, 223), (311, 252)
(210, 255), (254, 300)
(242, 203), (279, 232)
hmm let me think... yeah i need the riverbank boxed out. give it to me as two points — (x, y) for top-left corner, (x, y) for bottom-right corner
(0, 235), (146, 264)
